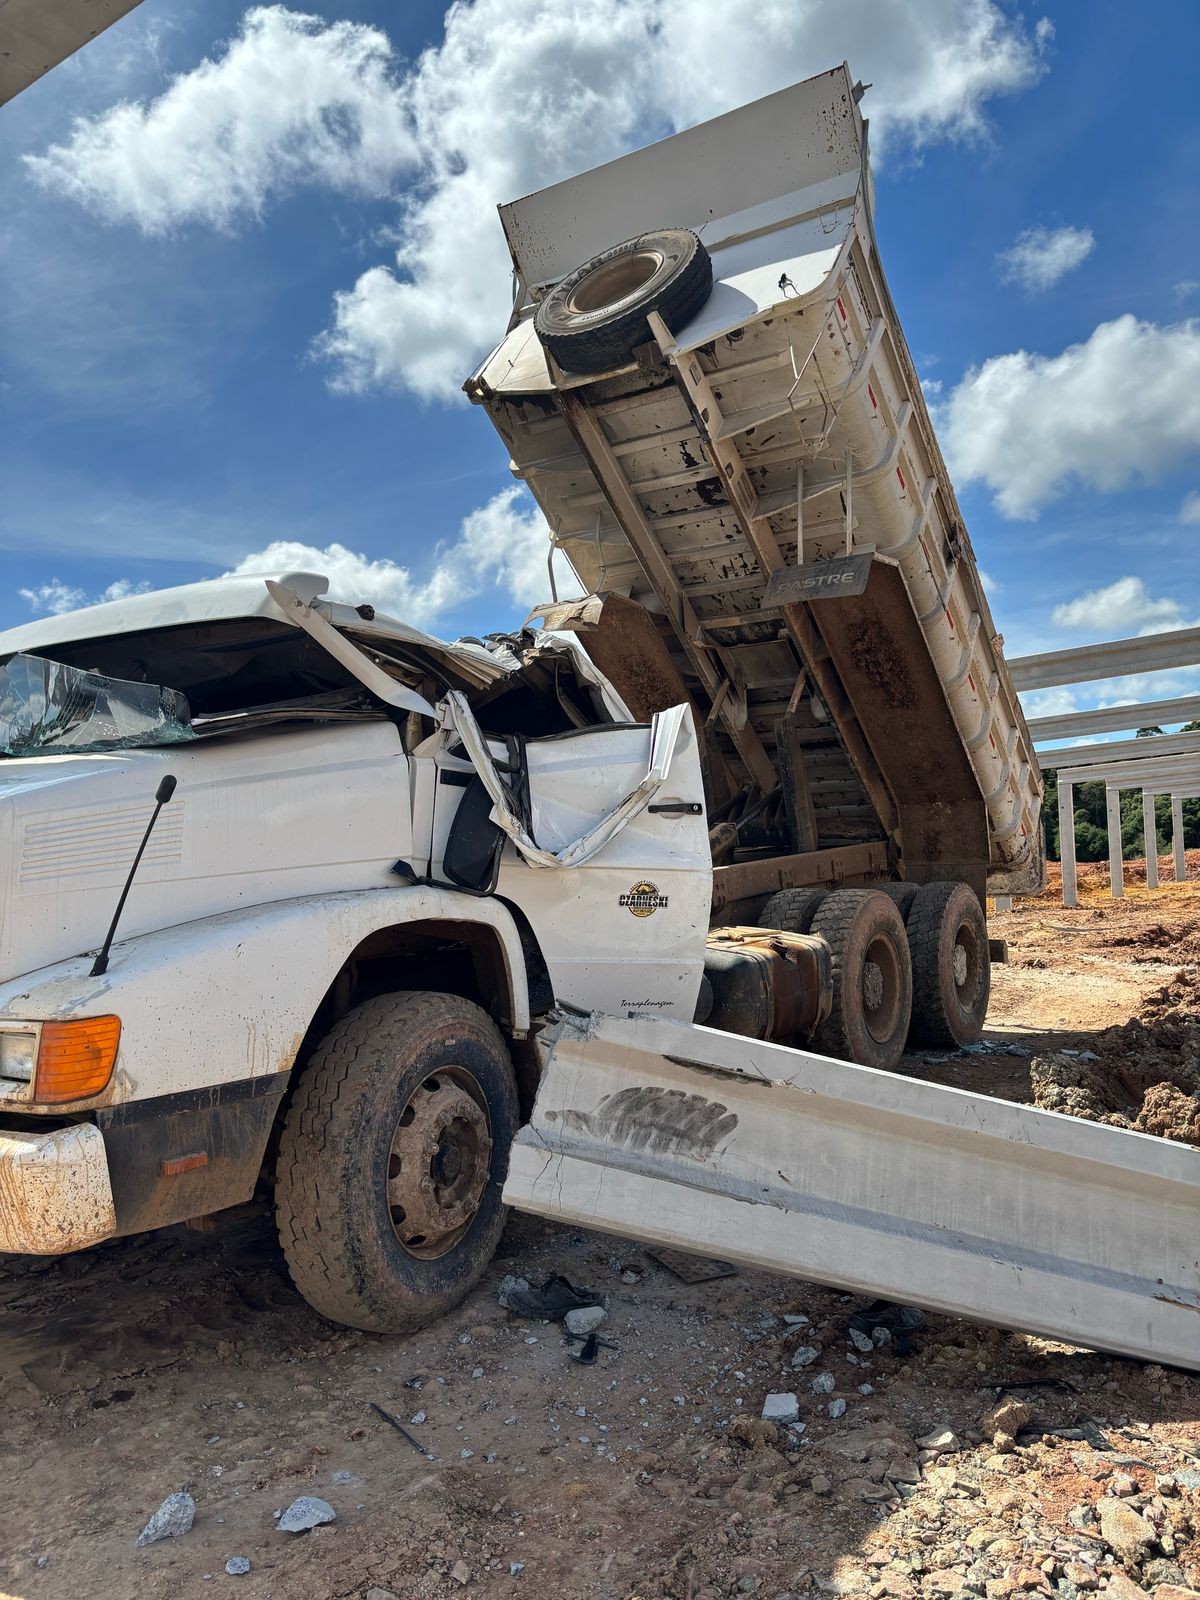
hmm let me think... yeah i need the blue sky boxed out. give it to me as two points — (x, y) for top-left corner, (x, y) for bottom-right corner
(1, 0), (1198, 730)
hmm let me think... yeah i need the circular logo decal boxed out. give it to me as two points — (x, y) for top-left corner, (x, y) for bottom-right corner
(620, 880), (668, 917)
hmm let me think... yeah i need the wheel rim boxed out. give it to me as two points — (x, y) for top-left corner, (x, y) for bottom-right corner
(387, 1068), (493, 1260)
(566, 249), (666, 315)
(952, 921), (983, 1009)
(861, 934), (904, 1045)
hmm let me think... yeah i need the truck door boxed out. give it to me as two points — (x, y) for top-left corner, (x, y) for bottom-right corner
(432, 694), (711, 1019)
(498, 709), (711, 1019)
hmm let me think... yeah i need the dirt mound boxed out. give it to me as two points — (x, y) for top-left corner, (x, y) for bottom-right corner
(1029, 973), (1200, 1143)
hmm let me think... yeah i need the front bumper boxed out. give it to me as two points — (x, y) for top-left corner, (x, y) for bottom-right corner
(0, 1123), (117, 1254)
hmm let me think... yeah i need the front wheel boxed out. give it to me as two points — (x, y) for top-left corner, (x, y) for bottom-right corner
(275, 992), (519, 1333)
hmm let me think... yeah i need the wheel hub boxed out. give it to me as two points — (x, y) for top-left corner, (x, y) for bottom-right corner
(863, 960), (885, 1012)
(953, 941), (969, 987)
(387, 1074), (492, 1259)
(566, 249), (666, 315)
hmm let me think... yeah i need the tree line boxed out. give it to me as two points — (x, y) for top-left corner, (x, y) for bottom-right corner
(1040, 723), (1200, 862)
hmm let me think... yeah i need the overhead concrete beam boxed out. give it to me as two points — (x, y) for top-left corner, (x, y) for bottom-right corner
(1028, 694), (1200, 743)
(0, 0), (144, 106)
(1037, 730), (1200, 770)
(1056, 754), (1200, 788)
(1010, 626), (1200, 692)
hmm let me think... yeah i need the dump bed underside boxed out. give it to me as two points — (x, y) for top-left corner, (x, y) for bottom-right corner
(469, 67), (1042, 898)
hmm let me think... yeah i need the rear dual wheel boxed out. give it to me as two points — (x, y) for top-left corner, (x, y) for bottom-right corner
(759, 879), (989, 1063)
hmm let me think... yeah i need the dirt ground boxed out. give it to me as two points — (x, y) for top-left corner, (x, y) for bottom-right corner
(2, 869), (1198, 1600)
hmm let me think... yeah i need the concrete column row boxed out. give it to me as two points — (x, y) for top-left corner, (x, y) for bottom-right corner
(1057, 782), (1193, 906)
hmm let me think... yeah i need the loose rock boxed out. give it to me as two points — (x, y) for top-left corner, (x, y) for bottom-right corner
(762, 1393), (800, 1424)
(564, 1305), (607, 1336)
(225, 1558), (251, 1576)
(1096, 1496), (1156, 1565)
(278, 1496), (336, 1534)
(135, 1490), (196, 1548)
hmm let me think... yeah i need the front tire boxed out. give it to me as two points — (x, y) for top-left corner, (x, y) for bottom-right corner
(276, 992), (519, 1334)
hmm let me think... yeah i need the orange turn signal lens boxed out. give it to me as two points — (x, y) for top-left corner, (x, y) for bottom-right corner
(34, 1016), (121, 1104)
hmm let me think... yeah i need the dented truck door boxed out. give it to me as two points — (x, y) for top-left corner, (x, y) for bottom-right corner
(497, 711), (712, 1020)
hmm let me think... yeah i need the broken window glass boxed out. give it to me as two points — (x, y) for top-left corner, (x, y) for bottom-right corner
(0, 654), (196, 757)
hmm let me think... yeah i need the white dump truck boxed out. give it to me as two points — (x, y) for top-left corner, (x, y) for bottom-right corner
(0, 67), (1196, 1368)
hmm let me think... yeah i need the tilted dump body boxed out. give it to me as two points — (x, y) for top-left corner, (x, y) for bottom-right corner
(468, 65), (1043, 900)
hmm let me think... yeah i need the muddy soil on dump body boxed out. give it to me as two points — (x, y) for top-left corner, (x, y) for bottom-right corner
(1, 873), (1198, 1600)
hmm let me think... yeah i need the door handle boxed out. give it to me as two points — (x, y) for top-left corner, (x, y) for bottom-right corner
(648, 801), (703, 815)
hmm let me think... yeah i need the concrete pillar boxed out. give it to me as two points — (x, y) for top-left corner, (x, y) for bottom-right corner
(1142, 790), (1159, 889)
(993, 894), (1012, 913)
(1058, 779), (1077, 908)
(1106, 787), (1124, 899)
(1172, 795), (1187, 881)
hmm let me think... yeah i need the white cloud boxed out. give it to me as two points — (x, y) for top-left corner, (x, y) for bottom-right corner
(1050, 577), (1193, 638)
(25, 1), (1049, 400)
(996, 224), (1094, 290)
(1176, 280), (1200, 301)
(978, 568), (1001, 594)
(19, 580), (87, 615)
(225, 486), (578, 626)
(320, 0), (1050, 398)
(1181, 491), (1200, 524)
(18, 577), (153, 616)
(23, 7), (416, 233)
(943, 315), (1200, 517)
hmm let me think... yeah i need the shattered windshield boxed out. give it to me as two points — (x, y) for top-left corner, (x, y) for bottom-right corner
(0, 654), (196, 757)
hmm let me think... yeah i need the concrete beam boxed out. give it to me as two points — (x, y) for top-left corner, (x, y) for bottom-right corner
(0, 0), (144, 106)
(1057, 755), (1200, 788)
(1172, 796), (1187, 883)
(1105, 787), (1124, 898)
(1058, 778), (1077, 909)
(1039, 731), (1200, 770)
(1010, 626), (1200, 692)
(1142, 790), (1159, 889)
(1028, 694), (1200, 743)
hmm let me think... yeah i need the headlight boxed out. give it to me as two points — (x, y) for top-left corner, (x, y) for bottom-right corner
(0, 1030), (37, 1083)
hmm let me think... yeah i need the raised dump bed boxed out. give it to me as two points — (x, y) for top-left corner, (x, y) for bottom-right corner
(468, 64), (1043, 903)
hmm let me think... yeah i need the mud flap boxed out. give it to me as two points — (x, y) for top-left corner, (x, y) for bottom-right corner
(504, 1011), (1200, 1371)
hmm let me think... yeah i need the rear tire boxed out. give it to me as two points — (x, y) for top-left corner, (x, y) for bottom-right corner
(759, 886), (827, 934)
(534, 228), (712, 374)
(907, 882), (990, 1048)
(276, 992), (519, 1334)
(810, 890), (912, 1071)
(873, 882), (919, 922)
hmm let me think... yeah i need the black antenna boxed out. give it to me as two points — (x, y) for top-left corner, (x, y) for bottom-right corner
(90, 775), (178, 977)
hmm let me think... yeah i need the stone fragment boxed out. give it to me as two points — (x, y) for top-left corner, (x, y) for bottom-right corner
(762, 1393), (800, 1424)
(564, 1305), (607, 1336)
(225, 1558), (251, 1576)
(450, 1560), (470, 1584)
(1096, 1498), (1156, 1565)
(981, 1399), (1032, 1444)
(810, 1474), (832, 1495)
(1152, 1589), (1200, 1600)
(829, 1399), (848, 1419)
(918, 1427), (962, 1452)
(812, 1373), (836, 1395)
(135, 1491), (196, 1548)
(1103, 1574), (1147, 1600)
(278, 1496), (336, 1534)
(792, 1345), (821, 1369)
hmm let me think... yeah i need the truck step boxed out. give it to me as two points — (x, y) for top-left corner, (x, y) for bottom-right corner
(504, 1010), (1200, 1371)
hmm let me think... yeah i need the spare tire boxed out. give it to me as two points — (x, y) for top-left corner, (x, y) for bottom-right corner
(534, 228), (712, 375)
